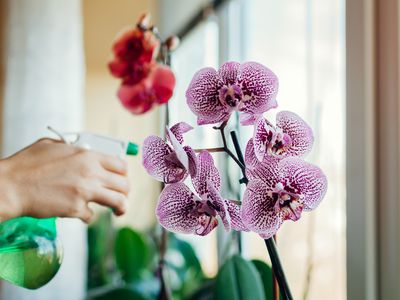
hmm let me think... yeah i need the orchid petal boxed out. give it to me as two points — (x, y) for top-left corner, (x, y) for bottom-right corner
(239, 112), (260, 126)
(192, 151), (221, 195)
(218, 61), (240, 85)
(206, 181), (230, 231)
(156, 183), (199, 234)
(244, 139), (259, 172)
(166, 126), (189, 170)
(276, 111), (314, 157)
(225, 200), (249, 232)
(169, 122), (193, 144)
(253, 118), (275, 161)
(238, 62), (279, 115)
(117, 83), (155, 115)
(241, 179), (281, 235)
(279, 157), (327, 211)
(186, 68), (230, 125)
(151, 64), (176, 104)
(142, 135), (186, 183)
(245, 147), (280, 186)
(184, 146), (198, 178)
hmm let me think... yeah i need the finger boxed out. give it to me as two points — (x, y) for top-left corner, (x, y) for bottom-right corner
(37, 137), (63, 144)
(79, 205), (95, 223)
(100, 171), (130, 196)
(90, 188), (127, 216)
(98, 154), (128, 175)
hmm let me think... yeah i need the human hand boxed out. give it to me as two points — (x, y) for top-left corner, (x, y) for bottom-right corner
(0, 138), (130, 222)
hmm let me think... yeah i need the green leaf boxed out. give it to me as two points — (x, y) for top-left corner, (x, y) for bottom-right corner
(114, 227), (149, 282)
(251, 260), (275, 300)
(215, 255), (265, 300)
(88, 287), (147, 300)
(167, 235), (205, 298)
(185, 279), (215, 300)
(87, 212), (114, 288)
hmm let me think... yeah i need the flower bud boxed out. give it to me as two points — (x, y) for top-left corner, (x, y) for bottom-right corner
(137, 12), (151, 29)
(166, 36), (180, 51)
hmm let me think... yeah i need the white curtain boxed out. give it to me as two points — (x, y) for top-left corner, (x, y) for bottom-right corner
(1, 0), (86, 299)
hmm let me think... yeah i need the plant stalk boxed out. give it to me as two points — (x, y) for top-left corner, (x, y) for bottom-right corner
(229, 130), (293, 300)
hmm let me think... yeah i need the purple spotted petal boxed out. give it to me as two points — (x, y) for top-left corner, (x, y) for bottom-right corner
(169, 122), (193, 144)
(166, 126), (189, 170)
(245, 139), (259, 172)
(253, 117), (276, 161)
(186, 68), (230, 125)
(192, 151), (221, 195)
(225, 200), (249, 232)
(245, 148), (281, 186)
(241, 179), (281, 235)
(279, 157), (327, 211)
(184, 146), (198, 178)
(238, 62), (279, 117)
(218, 61), (240, 85)
(239, 112), (261, 126)
(207, 180), (230, 231)
(156, 183), (200, 234)
(276, 111), (314, 157)
(259, 225), (283, 239)
(142, 135), (186, 183)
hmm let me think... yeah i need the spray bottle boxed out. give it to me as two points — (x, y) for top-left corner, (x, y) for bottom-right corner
(0, 128), (138, 289)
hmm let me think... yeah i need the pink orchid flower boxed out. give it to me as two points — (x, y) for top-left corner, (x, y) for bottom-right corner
(186, 61), (279, 126)
(156, 151), (247, 236)
(142, 122), (197, 183)
(242, 141), (327, 239)
(117, 63), (176, 114)
(253, 111), (314, 161)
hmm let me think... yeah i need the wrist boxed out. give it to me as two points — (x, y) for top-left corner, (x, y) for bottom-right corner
(0, 158), (25, 221)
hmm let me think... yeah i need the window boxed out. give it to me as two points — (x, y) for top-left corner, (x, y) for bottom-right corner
(169, 1), (346, 298)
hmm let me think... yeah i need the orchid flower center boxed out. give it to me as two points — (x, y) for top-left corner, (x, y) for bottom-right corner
(192, 196), (219, 236)
(261, 127), (292, 156)
(271, 182), (303, 221)
(219, 84), (244, 110)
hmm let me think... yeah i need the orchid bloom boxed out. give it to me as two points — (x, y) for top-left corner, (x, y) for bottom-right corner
(109, 14), (176, 114)
(253, 111), (314, 161)
(156, 151), (247, 236)
(186, 61), (279, 126)
(109, 27), (160, 83)
(118, 63), (176, 114)
(142, 122), (197, 183)
(242, 141), (327, 239)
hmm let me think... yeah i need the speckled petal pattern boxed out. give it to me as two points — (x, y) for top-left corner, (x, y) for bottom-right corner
(169, 122), (193, 144)
(241, 179), (281, 235)
(156, 183), (200, 234)
(238, 62), (279, 116)
(225, 200), (249, 232)
(207, 181), (230, 231)
(279, 157), (327, 211)
(186, 68), (229, 125)
(276, 111), (314, 157)
(192, 151), (221, 195)
(142, 135), (186, 183)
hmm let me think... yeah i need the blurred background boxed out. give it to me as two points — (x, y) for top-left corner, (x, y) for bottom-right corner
(0, 0), (398, 299)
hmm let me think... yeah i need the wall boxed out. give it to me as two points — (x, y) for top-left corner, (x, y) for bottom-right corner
(83, 0), (161, 229)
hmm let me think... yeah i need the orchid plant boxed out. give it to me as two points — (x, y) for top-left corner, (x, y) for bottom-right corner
(110, 13), (327, 300)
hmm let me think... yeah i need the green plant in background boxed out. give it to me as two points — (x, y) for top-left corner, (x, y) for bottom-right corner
(86, 212), (275, 300)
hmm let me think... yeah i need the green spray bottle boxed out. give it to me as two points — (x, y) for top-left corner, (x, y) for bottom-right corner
(0, 128), (138, 289)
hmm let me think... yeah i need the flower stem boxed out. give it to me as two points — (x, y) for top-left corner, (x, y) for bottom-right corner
(229, 130), (293, 300)
(194, 147), (226, 153)
(212, 122), (246, 172)
(157, 42), (172, 300)
(265, 238), (293, 300)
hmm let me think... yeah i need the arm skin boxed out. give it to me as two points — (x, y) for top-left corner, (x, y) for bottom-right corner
(0, 138), (130, 223)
